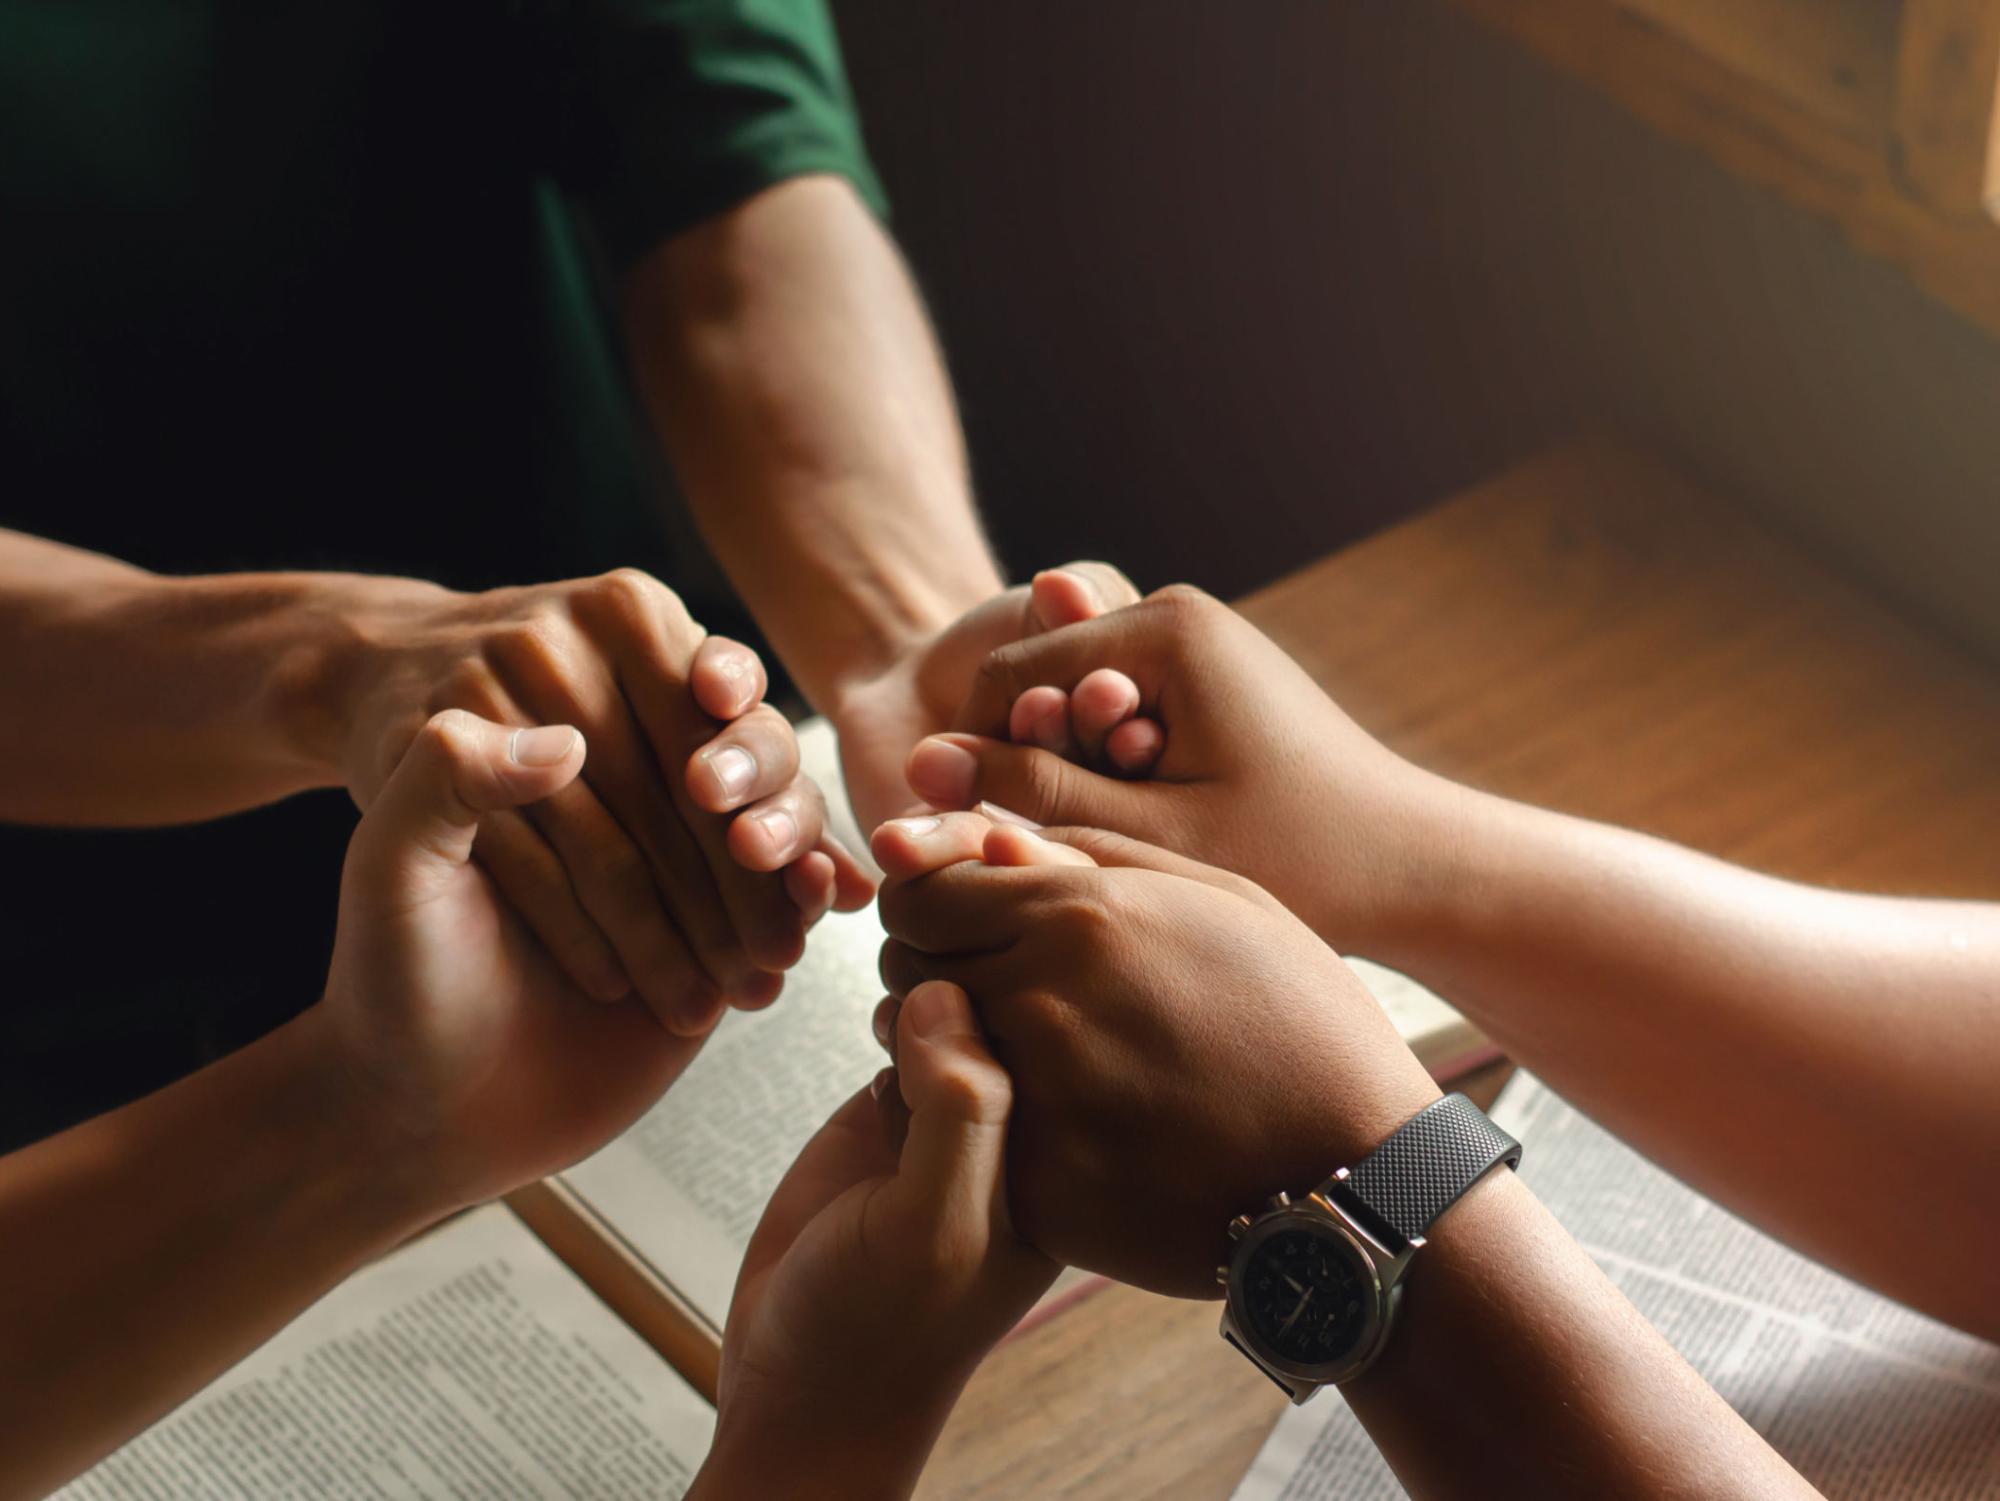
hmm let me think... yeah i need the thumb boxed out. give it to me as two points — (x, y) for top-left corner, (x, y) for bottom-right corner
(1031, 825), (1289, 914)
(347, 710), (586, 896)
(885, 981), (1013, 1232)
(1028, 560), (1140, 631)
(905, 732), (1137, 831)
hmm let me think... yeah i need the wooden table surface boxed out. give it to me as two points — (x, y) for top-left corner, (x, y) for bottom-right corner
(915, 436), (2000, 1500)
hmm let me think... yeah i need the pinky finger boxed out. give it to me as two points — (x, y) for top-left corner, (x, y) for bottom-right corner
(1105, 716), (1165, 776)
(822, 833), (879, 912)
(783, 849), (837, 924)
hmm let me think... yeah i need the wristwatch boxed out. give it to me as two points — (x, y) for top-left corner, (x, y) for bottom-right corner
(1217, 1092), (1521, 1402)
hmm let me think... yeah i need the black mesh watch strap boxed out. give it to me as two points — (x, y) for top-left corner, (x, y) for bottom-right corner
(1336, 1093), (1522, 1245)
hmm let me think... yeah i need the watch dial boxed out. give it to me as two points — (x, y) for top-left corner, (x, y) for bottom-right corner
(1241, 1224), (1371, 1367)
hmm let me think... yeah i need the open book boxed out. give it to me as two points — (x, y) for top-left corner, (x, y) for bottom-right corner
(57, 1206), (714, 1499)
(513, 719), (1493, 1397)
(1232, 1073), (2000, 1500)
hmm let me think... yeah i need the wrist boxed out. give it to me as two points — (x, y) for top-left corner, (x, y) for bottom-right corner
(270, 1002), (463, 1240)
(264, 571), (459, 789)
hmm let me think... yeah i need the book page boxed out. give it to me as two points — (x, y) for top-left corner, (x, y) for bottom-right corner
(1234, 1074), (2000, 1500)
(55, 1206), (713, 1500)
(558, 721), (1486, 1331)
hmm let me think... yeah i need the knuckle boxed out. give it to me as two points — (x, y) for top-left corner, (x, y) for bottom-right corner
(584, 568), (689, 638)
(1147, 581), (1217, 623)
(419, 707), (480, 761)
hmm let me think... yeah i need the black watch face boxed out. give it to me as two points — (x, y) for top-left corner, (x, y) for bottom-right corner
(1239, 1222), (1372, 1368)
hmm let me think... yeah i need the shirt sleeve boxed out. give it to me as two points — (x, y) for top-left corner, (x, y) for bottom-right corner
(547, 0), (889, 272)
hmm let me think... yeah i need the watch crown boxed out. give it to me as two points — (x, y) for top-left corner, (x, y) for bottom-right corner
(1268, 1191), (1292, 1210)
(1227, 1214), (1254, 1240)
(1215, 1264), (1231, 1286)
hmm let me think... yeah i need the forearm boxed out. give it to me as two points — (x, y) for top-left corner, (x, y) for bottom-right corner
(1346, 1169), (1818, 1500)
(625, 175), (1002, 711)
(0, 529), (424, 824)
(0, 1006), (432, 1497)
(1374, 790), (2000, 1335)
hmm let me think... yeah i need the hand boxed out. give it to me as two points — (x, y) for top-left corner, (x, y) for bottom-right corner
(693, 981), (1055, 1499)
(870, 812), (1440, 1299)
(325, 569), (871, 1035)
(309, 710), (710, 1211)
(901, 584), (1469, 962)
(825, 563), (1140, 837)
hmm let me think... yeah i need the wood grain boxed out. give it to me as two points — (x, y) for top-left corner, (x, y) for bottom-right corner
(1894, 0), (2000, 218)
(916, 438), (2000, 1499)
(1450, 0), (2000, 340)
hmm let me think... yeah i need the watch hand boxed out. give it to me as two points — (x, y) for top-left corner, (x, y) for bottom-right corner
(1277, 1286), (1315, 1339)
(1284, 1276), (1304, 1294)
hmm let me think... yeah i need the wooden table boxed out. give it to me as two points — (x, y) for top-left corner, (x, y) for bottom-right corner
(916, 436), (2000, 1500)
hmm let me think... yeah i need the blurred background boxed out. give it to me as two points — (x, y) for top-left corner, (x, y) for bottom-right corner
(823, 0), (2000, 659)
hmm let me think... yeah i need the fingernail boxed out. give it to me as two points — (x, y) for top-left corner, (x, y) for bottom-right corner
(1031, 709), (1068, 752)
(703, 745), (756, 804)
(755, 807), (798, 857)
(511, 725), (579, 766)
(888, 815), (942, 839)
(872, 1000), (897, 1046)
(908, 982), (974, 1038)
(870, 1067), (892, 1100)
(907, 737), (977, 806)
(976, 800), (1043, 832)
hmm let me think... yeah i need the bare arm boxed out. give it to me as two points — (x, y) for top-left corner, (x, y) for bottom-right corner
(0, 1008), (419, 1499)
(0, 528), (352, 824)
(625, 175), (1003, 713)
(1377, 792), (2000, 1340)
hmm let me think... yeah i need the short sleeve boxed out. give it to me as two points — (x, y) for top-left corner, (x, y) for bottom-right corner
(545, 0), (889, 272)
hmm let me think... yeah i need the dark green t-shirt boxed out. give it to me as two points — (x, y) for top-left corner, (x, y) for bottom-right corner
(0, 0), (886, 1146)
(0, 0), (886, 585)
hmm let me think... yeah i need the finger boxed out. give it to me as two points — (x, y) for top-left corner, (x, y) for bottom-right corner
(347, 709), (583, 896)
(572, 572), (790, 1001)
(1105, 716), (1165, 775)
(954, 583), (1218, 737)
(868, 810), (996, 883)
(1069, 667), (1142, 761)
(525, 776), (728, 1035)
(871, 994), (901, 1059)
(877, 859), (1051, 955)
(472, 810), (633, 1003)
(885, 981), (1013, 1227)
(726, 775), (826, 872)
(872, 1065), (911, 1155)
(1029, 561), (1140, 631)
(1008, 685), (1073, 756)
(783, 850), (837, 925)
(685, 704), (802, 815)
(822, 833), (879, 912)
(1034, 825), (1286, 912)
(689, 634), (768, 721)
(906, 732), (1138, 832)
(982, 823), (1097, 869)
